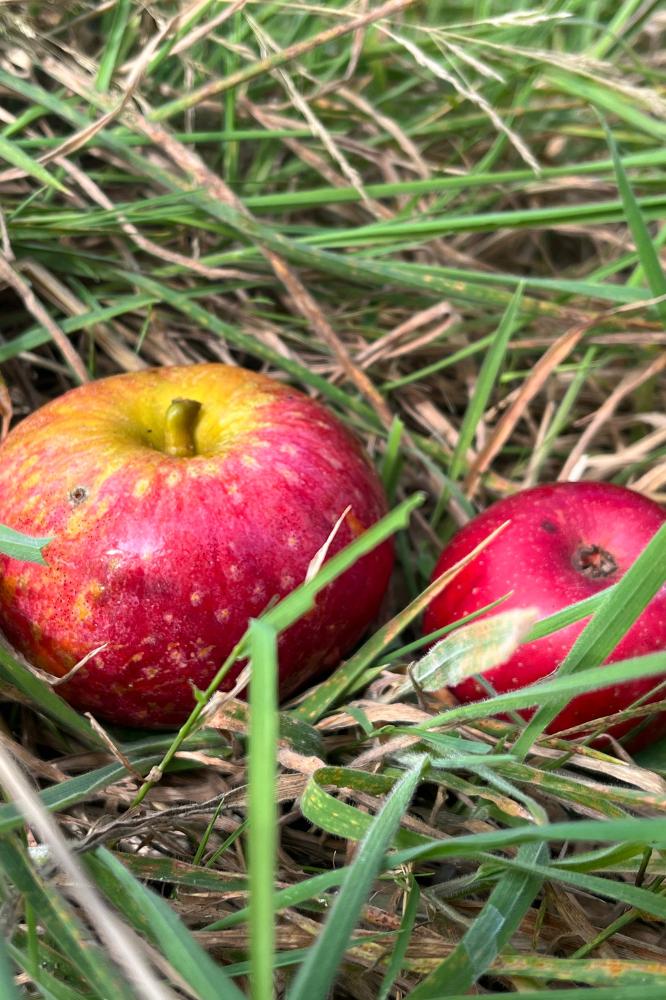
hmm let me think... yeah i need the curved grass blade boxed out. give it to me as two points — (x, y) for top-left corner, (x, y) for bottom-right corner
(399, 607), (538, 697)
(288, 758), (426, 1000)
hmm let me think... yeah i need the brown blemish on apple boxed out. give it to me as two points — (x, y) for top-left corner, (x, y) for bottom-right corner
(572, 543), (618, 580)
(345, 510), (365, 538)
(68, 485), (89, 506)
(541, 519), (557, 534)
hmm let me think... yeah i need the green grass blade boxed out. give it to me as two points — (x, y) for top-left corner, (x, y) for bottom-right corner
(288, 758), (426, 1000)
(0, 936), (20, 1000)
(0, 838), (135, 999)
(0, 642), (107, 749)
(248, 619), (279, 1000)
(96, 0), (132, 92)
(605, 122), (666, 323)
(377, 875), (420, 1000)
(0, 525), (52, 564)
(449, 283), (523, 481)
(417, 651), (666, 732)
(0, 133), (66, 192)
(82, 848), (244, 1000)
(409, 842), (547, 998)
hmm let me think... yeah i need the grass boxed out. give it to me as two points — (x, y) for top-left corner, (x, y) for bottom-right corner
(0, 1), (665, 997)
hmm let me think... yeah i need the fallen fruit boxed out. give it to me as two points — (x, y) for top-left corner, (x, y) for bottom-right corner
(0, 364), (393, 727)
(424, 482), (666, 746)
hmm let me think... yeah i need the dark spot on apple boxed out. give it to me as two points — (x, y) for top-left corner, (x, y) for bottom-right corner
(541, 519), (557, 534)
(68, 486), (89, 506)
(572, 543), (617, 580)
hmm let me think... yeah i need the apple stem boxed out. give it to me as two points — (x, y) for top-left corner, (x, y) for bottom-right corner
(164, 398), (202, 457)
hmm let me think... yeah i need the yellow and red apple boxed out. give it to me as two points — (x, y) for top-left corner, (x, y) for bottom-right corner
(0, 364), (393, 727)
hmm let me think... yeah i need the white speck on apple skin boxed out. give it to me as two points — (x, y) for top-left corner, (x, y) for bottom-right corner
(190, 591), (203, 606)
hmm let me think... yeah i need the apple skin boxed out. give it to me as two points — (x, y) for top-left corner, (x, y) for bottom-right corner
(0, 364), (393, 727)
(424, 482), (666, 747)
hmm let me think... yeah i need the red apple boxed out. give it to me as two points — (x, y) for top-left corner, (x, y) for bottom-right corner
(424, 482), (666, 745)
(0, 364), (393, 727)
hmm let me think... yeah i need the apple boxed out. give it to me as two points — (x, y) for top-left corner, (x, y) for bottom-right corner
(0, 364), (393, 727)
(424, 482), (666, 746)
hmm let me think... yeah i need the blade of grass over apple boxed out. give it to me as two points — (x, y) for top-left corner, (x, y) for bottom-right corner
(293, 520), (510, 723)
(0, 642), (107, 748)
(247, 619), (279, 1000)
(512, 522), (666, 758)
(397, 607), (539, 697)
(0, 525), (52, 564)
(82, 849), (244, 1000)
(287, 757), (426, 1000)
(405, 651), (666, 732)
(380, 414), (405, 504)
(390, 585), (617, 666)
(131, 493), (423, 806)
